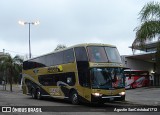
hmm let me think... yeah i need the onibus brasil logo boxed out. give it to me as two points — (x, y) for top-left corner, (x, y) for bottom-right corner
(2, 107), (42, 113)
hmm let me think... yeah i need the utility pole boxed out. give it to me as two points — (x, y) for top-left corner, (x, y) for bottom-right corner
(19, 20), (40, 58)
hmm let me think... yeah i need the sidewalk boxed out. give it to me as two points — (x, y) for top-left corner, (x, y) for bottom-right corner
(0, 84), (22, 93)
(126, 87), (160, 106)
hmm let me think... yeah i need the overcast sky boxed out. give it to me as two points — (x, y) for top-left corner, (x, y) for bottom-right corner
(0, 0), (154, 58)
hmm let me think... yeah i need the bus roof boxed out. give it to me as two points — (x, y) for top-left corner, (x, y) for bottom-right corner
(25, 43), (116, 61)
(72, 43), (116, 48)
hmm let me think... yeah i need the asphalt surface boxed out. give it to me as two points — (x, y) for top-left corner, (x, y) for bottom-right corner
(1, 84), (160, 106)
(126, 87), (160, 106)
(0, 85), (160, 115)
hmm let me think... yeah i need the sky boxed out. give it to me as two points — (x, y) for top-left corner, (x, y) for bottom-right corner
(0, 0), (155, 58)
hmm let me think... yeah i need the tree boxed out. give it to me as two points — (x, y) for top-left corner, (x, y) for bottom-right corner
(132, 1), (160, 73)
(54, 44), (67, 51)
(132, 1), (160, 48)
(0, 54), (23, 92)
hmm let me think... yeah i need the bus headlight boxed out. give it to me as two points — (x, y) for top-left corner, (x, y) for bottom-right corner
(92, 93), (102, 97)
(119, 92), (125, 96)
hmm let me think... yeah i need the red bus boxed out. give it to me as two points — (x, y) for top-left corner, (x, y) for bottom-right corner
(124, 69), (149, 89)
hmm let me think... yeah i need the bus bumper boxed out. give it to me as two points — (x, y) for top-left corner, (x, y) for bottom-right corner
(91, 94), (125, 103)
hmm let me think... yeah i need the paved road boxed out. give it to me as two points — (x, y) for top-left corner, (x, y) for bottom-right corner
(0, 85), (159, 115)
(126, 87), (160, 106)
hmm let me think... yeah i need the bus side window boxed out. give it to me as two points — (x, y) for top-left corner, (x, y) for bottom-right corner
(54, 52), (63, 65)
(75, 47), (88, 61)
(63, 49), (75, 63)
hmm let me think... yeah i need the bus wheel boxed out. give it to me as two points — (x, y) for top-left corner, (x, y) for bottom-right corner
(31, 88), (37, 99)
(70, 91), (79, 105)
(37, 89), (42, 100)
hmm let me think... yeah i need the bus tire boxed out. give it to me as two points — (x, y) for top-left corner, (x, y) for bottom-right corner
(31, 88), (37, 99)
(37, 89), (42, 100)
(70, 91), (79, 105)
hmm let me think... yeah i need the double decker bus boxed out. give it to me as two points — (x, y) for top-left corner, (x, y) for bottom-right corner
(22, 43), (125, 104)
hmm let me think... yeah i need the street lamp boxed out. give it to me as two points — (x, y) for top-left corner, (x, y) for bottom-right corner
(18, 20), (40, 58)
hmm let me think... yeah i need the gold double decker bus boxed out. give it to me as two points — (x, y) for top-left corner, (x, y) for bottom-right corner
(22, 43), (125, 104)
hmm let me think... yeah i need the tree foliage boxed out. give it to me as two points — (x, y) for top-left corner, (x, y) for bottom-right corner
(0, 54), (23, 91)
(133, 1), (160, 73)
(54, 44), (67, 51)
(132, 1), (160, 48)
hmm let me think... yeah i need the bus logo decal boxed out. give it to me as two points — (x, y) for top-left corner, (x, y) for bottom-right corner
(48, 65), (63, 73)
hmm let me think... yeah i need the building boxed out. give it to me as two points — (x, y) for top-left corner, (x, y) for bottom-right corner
(121, 41), (160, 86)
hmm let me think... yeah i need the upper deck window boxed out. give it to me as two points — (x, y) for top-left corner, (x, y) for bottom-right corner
(87, 47), (108, 62)
(105, 47), (122, 63)
(63, 49), (75, 63)
(75, 47), (88, 61)
(87, 46), (122, 63)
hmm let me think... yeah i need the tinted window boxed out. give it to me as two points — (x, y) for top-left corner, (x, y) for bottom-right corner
(105, 47), (121, 63)
(90, 67), (125, 89)
(54, 52), (63, 65)
(75, 47), (88, 61)
(23, 49), (75, 70)
(32, 58), (45, 68)
(75, 47), (89, 72)
(38, 72), (75, 86)
(38, 74), (57, 86)
(63, 49), (74, 63)
(23, 60), (43, 70)
(46, 54), (54, 66)
(87, 46), (108, 62)
(39, 56), (46, 66)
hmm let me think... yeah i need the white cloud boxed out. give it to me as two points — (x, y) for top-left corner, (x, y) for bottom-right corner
(0, 0), (153, 57)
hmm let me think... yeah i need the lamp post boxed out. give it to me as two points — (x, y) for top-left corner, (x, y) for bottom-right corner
(18, 20), (40, 58)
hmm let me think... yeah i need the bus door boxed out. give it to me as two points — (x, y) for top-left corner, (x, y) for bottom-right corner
(82, 74), (91, 102)
(75, 47), (91, 102)
(77, 70), (92, 102)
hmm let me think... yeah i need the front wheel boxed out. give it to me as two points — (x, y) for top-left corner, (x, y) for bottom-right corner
(31, 88), (37, 99)
(37, 89), (42, 100)
(70, 91), (79, 105)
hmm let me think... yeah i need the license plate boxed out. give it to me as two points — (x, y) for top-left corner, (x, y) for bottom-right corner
(110, 97), (114, 101)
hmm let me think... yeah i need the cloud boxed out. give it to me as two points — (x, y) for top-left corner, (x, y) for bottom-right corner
(0, 0), (153, 57)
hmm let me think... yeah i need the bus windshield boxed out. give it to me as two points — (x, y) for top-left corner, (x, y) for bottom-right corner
(87, 46), (121, 63)
(90, 67), (125, 89)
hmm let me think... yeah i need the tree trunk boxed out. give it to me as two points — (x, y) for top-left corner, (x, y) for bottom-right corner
(9, 70), (13, 92)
